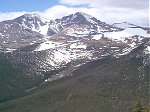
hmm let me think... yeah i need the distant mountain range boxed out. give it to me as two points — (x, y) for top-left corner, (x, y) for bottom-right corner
(0, 12), (149, 72)
(0, 12), (149, 111)
(0, 12), (149, 49)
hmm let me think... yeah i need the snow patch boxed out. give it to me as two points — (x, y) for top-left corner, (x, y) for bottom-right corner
(34, 41), (61, 51)
(92, 34), (102, 40)
(112, 22), (136, 29)
(145, 46), (150, 54)
(38, 24), (49, 35)
(5, 48), (17, 52)
(104, 28), (149, 41)
(70, 43), (86, 49)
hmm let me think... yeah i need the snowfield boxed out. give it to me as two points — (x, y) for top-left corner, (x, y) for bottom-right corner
(34, 41), (62, 51)
(70, 43), (87, 49)
(104, 28), (149, 41)
(92, 34), (102, 40)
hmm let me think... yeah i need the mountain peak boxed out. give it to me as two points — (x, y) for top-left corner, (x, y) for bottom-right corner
(23, 13), (40, 17)
(14, 13), (49, 23)
(15, 13), (41, 20)
(74, 12), (94, 19)
(112, 22), (138, 29)
(55, 12), (101, 26)
(12, 13), (49, 33)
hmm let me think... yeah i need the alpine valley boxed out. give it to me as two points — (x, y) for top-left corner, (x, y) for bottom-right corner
(0, 12), (149, 112)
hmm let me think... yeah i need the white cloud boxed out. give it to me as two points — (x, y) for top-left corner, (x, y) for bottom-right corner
(59, 0), (149, 9)
(58, 0), (149, 26)
(0, 4), (149, 27)
(39, 5), (75, 19)
(0, 12), (27, 22)
(39, 5), (149, 26)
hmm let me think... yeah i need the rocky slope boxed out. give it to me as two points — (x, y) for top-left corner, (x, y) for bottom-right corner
(0, 12), (149, 103)
(0, 47), (149, 112)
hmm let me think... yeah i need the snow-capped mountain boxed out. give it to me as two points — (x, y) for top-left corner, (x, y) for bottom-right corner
(0, 13), (52, 50)
(112, 22), (139, 29)
(47, 12), (120, 38)
(0, 12), (149, 50)
(14, 14), (51, 36)
(112, 22), (150, 30)
(14, 14), (48, 32)
(0, 12), (149, 77)
(0, 11), (150, 111)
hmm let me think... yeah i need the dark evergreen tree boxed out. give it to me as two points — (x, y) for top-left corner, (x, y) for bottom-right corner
(134, 101), (144, 112)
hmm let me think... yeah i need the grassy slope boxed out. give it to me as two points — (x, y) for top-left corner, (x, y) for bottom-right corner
(0, 58), (41, 102)
(0, 57), (149, 112)
(0, 58), (52, 103)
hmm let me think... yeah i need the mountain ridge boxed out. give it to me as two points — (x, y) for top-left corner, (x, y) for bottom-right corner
(0, 12), (149, 107)
(0, 12), (149, 49)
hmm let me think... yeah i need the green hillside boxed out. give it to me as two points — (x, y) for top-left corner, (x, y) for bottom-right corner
(0, 56), (149, 112)
(0, 58), (48, 103)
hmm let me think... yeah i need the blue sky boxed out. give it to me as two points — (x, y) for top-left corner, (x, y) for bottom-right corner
(0, 0), (58, 12)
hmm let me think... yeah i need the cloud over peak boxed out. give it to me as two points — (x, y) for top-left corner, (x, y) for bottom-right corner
(0, 0), (149, 27)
